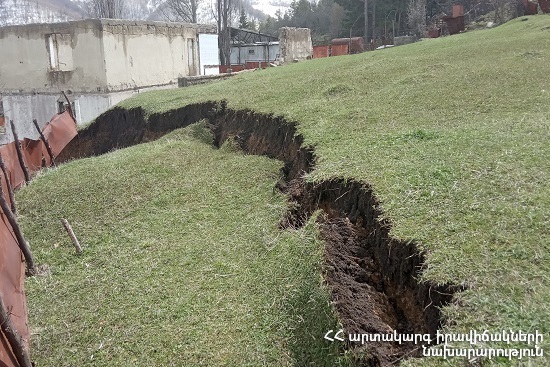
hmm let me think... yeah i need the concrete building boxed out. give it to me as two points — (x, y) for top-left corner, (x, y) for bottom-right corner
(226, 27), (312, 71)
(0, 19), (217, 144)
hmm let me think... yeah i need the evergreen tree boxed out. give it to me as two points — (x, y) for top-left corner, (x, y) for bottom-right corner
(239, 6), (249, 29)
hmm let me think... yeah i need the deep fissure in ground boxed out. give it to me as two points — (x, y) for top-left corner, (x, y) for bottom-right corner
(59, 101), (460, 366)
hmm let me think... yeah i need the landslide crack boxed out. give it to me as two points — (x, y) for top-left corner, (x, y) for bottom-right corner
(59, 101), (461, 366)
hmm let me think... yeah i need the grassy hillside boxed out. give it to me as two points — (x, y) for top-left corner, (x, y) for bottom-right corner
(18, 15), (549, 366)
(18, 126), (344, 366)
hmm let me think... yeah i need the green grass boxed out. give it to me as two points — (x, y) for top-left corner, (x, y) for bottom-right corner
(18, 125), (346, 366)
(18, 15), (550, 366)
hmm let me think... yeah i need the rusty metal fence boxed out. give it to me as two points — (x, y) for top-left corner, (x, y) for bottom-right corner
(0, 111), (77, 367)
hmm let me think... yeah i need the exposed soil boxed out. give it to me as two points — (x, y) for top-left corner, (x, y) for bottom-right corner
(58, 101), (461, 366)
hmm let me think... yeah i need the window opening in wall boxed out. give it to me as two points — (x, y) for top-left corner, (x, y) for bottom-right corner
(248, 49), (255, 55)
(47, 35), (58, 70)
(47, 34), (74, 71)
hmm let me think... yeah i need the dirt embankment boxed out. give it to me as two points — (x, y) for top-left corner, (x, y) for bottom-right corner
(58, 101), (460, 366)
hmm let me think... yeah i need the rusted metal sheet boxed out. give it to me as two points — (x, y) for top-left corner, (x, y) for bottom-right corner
(313, 45), (329, 58)
(0, 110), (78, 367)
(0, 177), (11, 211)
(0, 214), (29, 367)
(330, 44), (349, 57)
(0, 144), (25, 190)
(540, 0), (550, 13)
(22, 139), (44, 173)
(41, 111), (77, 157)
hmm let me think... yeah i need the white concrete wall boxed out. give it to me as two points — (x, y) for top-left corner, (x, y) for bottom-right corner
(0, 20), (106, 93)
(278, 27), (313, 65)
(0, 95), (58, 145)
(102, 21), (202, 91)
(75, 95), (111, 126)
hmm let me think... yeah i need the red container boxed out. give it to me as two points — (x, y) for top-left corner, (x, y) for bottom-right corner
(331, 37), (364, 54)
(313, 45), (329, 58)
(331, 44), (349, 56)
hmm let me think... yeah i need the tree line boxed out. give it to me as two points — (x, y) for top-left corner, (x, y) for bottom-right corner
(255, 0), (527, 43)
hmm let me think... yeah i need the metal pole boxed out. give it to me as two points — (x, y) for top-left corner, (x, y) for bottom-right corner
(385, 10), (397, 45)
(350, 13), (363, 52)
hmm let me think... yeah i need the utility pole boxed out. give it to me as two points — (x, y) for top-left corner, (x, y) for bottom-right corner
(372, 0), (376, 43)
(364, 0), (368, 45)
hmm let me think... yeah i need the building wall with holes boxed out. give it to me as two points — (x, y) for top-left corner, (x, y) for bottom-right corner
(0, 19), (215, 139)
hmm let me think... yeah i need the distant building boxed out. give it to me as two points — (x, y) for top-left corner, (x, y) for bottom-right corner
(229, 28), (279, 68)
(223, 27), (312, 72)
(0, 19), (218, 144)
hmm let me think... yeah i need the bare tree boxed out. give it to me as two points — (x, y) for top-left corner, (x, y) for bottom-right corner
(217, 0), (237, 65)
(163, 0), (201, 22)
(89, 0), (127, 18)
(174, 0), (201, 23)
(407, 0), (426, 37)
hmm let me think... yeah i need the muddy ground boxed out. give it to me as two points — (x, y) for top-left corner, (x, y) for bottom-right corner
(59, 101), (461, 366)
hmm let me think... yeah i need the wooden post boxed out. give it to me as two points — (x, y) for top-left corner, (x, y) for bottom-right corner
(0, 294), (33, 367)
(0, 175), (35, 275)
(9, 120), (30, 183)
(61, 218), (82, 255)
(0, 153), (16, 214)
(32, 119), (56, 167)
(62, 91), (76, 123)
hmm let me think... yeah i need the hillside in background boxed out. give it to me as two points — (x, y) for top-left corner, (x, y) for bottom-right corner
(0, 0), (265, 26)
(0, 0), (164, 26)
(0, 0), (86, 25)
(17, 15), (550, 367)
